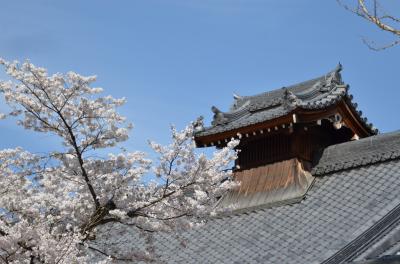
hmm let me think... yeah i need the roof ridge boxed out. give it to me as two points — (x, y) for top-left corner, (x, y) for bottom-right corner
(238, 64), (342, 102)
(312, 130), (400, 176)
(241, 74), (325, 100)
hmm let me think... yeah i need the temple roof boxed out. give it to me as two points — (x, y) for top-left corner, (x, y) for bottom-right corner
(92, 131), (400, 263)
(195, 64), (378, 140)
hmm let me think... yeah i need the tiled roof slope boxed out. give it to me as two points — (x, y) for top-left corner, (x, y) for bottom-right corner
(195, 65), (377, 138)
(152, 161), (400, 264)
(91, 131), (400, 264)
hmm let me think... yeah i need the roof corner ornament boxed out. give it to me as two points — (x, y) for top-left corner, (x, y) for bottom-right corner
(283, 89), (299, 109)
(230, 93), (243, 110)
(193, 116), (205, 132)
(211, 106), (228, 126)
(233, 93), (242, 100)
(335, 62), (343, 73)
(323, 63), (344, 92)
(332, 62), (344, 84)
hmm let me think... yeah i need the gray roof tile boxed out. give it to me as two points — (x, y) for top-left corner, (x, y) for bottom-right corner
(312, 131), (400, 175)
(89, 131), (400, 263)
(196, 65), (377, 138)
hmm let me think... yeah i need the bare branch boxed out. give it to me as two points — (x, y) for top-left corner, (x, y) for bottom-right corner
(338, 0), (400, 50)
(362, 36), (400, 50)
(86, 244), (156, 262)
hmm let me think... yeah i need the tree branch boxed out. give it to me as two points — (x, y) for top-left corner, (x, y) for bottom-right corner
(338, 0), (400, 50)
(86, 244), (156, 262)
(57, 110), (100, 208)
(127, 182), (196, 218)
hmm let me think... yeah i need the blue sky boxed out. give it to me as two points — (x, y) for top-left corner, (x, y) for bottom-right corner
(0, 0), (399, 154)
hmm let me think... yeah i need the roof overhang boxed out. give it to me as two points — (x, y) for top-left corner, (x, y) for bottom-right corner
(194, 99), (375, 148)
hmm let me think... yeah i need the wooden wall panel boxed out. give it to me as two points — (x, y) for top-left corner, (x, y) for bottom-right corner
(236, 123), (351, 170)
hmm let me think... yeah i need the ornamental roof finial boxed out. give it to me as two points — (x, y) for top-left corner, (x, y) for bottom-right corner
(233, 93), (242, 100)
(336, 62), (343, 72)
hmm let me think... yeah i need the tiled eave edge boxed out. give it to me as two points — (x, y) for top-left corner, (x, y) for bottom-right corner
(194, 98), (376, 148)
(342, 94), (378, 135)
(213, 196), (306, 218)
(195, 84), (378, 147)
(194, 114), (295, 148)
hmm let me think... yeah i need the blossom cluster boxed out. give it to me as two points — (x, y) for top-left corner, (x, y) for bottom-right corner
(0, 59), (238, 263)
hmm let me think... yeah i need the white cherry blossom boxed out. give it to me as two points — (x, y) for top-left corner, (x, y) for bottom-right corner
(0, 59), (238, 263)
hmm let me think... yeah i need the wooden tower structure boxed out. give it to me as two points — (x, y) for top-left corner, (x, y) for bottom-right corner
(194, 65), (377, 211)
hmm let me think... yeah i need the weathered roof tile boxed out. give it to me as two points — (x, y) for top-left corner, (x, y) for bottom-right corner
(195, 65), (377, 138)
(91, 132), (400, 263)
(312, 131), (400, 175)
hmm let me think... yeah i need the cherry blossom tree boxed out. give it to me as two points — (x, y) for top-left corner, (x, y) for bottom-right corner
(0, 59), (239, 263)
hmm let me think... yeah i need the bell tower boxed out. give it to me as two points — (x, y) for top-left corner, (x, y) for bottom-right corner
(194, 65), (377, 211)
